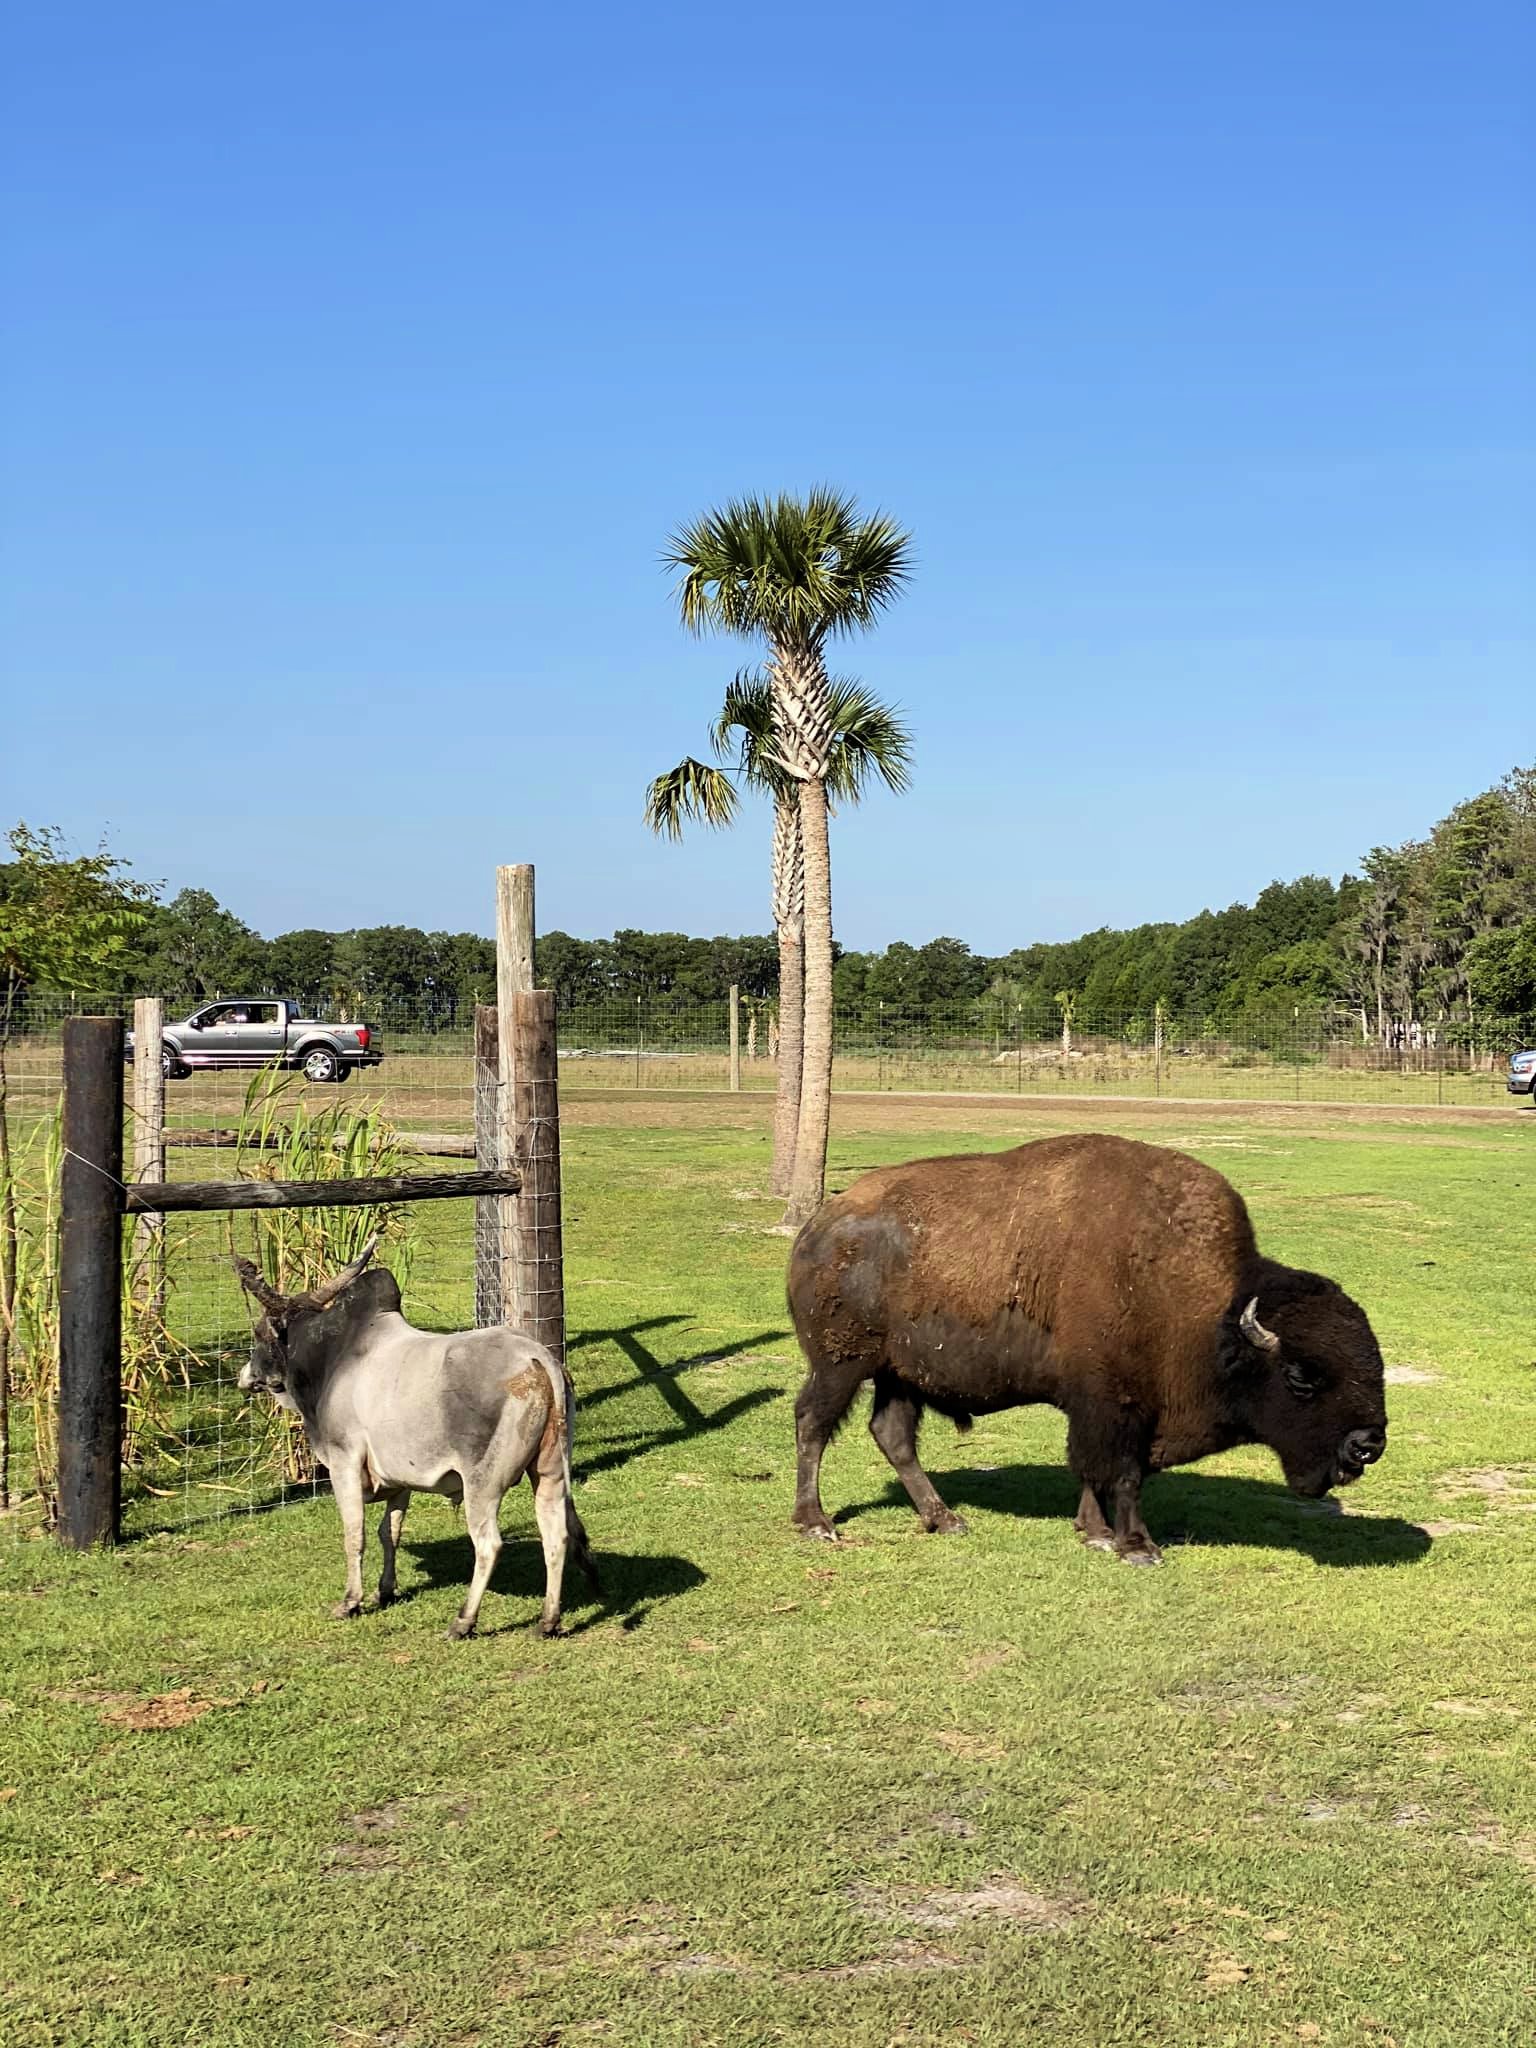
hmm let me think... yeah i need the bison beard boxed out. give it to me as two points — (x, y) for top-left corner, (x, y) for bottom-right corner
(786, 1133), (1389, 1562)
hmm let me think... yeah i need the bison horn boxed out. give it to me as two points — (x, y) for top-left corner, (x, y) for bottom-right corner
(304, 1232), (382, 1310)
(1240, 1296), (1281, 1355)
(232, 1254), (290, 1315)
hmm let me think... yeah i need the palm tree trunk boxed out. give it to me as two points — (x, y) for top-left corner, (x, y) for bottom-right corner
(786, 775), (833, 1228)
(773, 928), (804, 1198)
(770, 794), (804, 1198)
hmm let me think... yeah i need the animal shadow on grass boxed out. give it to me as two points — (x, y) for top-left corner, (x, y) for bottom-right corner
(403, 1523), (706, 1637)
(838, 1462), (1432, 1567)
(565, 1316), (788, 1483)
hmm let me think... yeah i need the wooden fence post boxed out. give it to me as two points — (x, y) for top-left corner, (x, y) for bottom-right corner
(473, 1002), (500, 1325)
(512, 989), (565, 1365)
(728, 984), (741, 1092)
(58, 1016), (124, 1548)
(131, 998), (165, 1314)
(496, 865), (536, 1326)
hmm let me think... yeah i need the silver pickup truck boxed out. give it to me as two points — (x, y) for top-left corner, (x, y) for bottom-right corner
(126, 999), (383, 1084)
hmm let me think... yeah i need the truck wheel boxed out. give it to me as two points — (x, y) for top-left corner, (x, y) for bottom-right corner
(162, 1048), (189, 1081)
(301, 1047), (341, 1084)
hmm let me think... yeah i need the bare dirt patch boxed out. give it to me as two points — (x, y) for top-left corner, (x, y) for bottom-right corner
(560, 1088), (1515, 1142)
(324, 1801), (411, 1873)
(788, 1938), (965, 1981)
(1172, 1676), (1315, 1717)
(324, 1842), (400, 1872)
(849, 1878), (1078, 1934)
(932, 1728), (1007, 1761)
(1461, 1822), (1536, 1873)
(1435, 1467), (1536, 1505)
(99, 1687), (236, 1731)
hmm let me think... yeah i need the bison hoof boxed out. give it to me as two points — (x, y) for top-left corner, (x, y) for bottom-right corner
(1118, 1547), (1164, 1567)
(925, 1511), (969, 1536)
(447, 1616), (476, 1640)
(1080, 1534), (1117, 1554)
(332, 1599), (363, 1620)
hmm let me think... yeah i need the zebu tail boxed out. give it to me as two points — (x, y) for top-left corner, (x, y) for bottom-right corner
(535, 1349), (601, 1594)
(532, 1349), (574, 1488)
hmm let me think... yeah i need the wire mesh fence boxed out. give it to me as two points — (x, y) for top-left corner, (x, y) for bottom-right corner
(3, 986), (1531, 1545)
(0, 995), (488, 1546)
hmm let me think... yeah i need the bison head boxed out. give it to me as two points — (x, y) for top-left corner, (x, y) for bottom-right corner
(1227, 1272), (1388, 1497)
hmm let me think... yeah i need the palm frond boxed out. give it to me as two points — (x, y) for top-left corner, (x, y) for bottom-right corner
(709, 669), (774, 757)
(643, 759), (741, 841)
(663, 490), (914, 647)
(824, 678), (914, 803)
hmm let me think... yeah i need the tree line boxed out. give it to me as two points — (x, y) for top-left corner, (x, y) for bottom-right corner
(4, 761), (1535, 1044)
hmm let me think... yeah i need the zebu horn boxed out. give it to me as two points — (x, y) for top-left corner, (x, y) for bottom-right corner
(232, 1254), (289, 1315)
(1240, 1296), (1281, 1355)
(305, 1233), (382, 1309)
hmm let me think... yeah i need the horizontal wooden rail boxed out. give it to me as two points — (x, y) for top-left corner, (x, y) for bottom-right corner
(124, 1168), (520, 1216)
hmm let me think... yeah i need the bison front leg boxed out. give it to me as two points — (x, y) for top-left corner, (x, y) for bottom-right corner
(869, 1377), (967, 1535)
(1067, 1413), (1162, 1567)
(1073, 1482), (1116, 1553)
(1108, 1469), (1162, 1566)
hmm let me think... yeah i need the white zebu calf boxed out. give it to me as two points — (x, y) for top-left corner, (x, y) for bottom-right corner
(234, 1239), (595, 1637)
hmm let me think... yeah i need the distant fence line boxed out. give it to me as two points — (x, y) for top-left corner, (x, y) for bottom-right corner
(3, 992), (1533, 1112)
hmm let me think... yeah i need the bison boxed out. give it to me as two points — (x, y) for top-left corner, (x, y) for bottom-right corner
(787, 1133), (1389, 1562)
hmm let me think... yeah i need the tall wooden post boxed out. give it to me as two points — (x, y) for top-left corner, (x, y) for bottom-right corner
(58, 1016), (124, 1548)
(512, 990), (565, 1365)
(496, 865), (535, 1326)
(728, 984), (741, 1092)
(473, 1003), (500, 1325)
(131, 998), (165, 1313)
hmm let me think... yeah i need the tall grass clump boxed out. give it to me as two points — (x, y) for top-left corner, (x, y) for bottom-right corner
(2, 1111), (60, 1524)
(0, 1109), (202, 1522)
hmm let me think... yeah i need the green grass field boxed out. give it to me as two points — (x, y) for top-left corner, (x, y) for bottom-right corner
(3, 1093), (1535, 2047)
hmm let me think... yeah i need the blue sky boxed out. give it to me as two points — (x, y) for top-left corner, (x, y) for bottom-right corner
(3, 2), (1531, 953)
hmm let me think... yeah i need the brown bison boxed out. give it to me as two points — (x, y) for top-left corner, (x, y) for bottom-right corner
(787, 1133), (1388, 1562)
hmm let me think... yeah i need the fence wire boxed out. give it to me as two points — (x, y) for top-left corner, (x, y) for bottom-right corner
(1, 996), (492, 1544)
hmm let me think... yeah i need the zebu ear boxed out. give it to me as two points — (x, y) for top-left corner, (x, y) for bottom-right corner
(233, 1255), (288, 1315)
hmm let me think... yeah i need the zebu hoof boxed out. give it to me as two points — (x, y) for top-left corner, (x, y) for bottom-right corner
(1079, 1533), (1117, 1553)
(332, 1599), (363, 1620)
(376, 1587), (396, 1609)
(793, 1513), (841, 1542)
(538, 1617), (564, 1639)
(925, 1510), (969, 1536)
(447, 1615), (476, 1640)
(1117, 1546), (1164, 1567)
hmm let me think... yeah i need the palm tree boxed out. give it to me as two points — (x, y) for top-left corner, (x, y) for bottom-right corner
(665, 491), (913, 1226)
(646, 671), (911, 1197)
